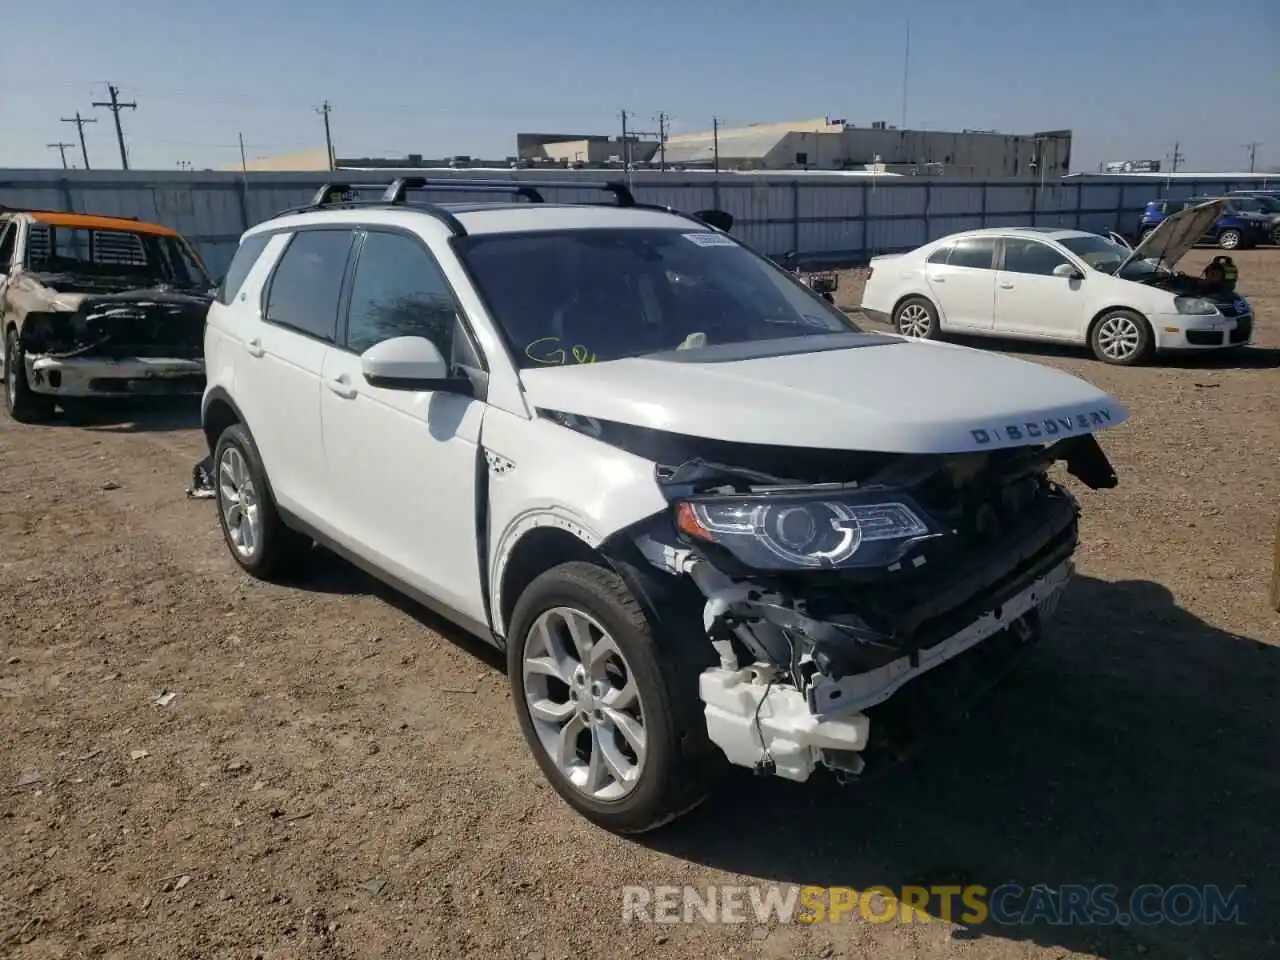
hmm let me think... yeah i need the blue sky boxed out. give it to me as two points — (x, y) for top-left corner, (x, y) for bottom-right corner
(1, 0), (1276, 173)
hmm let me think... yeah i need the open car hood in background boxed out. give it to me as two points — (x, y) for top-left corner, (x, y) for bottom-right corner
(1126, 199), (1227, 271)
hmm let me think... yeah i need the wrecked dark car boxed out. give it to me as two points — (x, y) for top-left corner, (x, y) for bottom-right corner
(0, 209), (213, 422)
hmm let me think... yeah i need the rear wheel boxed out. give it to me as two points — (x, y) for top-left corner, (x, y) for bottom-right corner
(1090, 309), (1154, 365)
(1270, 224), (1280, 246)
(892, 296), (940, 339)
(1217, 229), (1242, 250)
(1139, 228), (1157, 244)
(507, 561), (722, 834)
(3, 329), (55, 424)
(213, 423), (311, 580)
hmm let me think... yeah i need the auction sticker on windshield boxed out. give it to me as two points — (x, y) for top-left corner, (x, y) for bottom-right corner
(683, 232), (738, 247)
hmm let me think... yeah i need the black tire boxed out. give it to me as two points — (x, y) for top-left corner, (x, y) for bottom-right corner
(212, 422), (311, 580)
(892, 295), (941, 339)
(1089, 308), (1154, 366)
(1140, 228), (1157, 244)
(1271, 224), (1280, 247)
(821, 291), (835, 303)
(507, 561), (723, 834)
(1217, 229), (1242, 250)
(3, 329), (55, 424)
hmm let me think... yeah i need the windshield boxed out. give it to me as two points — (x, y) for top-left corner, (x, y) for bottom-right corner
(455, 228), (863, 368)
(1057, 234), (1149, 276)
(1229, 196), (1278, 213)
(25, 223), (211, 288)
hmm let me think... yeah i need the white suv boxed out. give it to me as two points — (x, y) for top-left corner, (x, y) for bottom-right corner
(201, 178), (1128, 834)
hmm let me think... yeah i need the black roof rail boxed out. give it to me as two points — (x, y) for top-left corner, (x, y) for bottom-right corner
(267, 177), (734, 239)
(382, 177), (636, 207)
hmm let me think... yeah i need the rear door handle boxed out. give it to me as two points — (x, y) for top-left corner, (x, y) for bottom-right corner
(327, 375), (357, 400)
(999, 281), (1015, 289)
(246, 337), (264, 358)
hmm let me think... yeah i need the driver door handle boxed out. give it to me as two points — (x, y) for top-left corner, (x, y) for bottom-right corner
(246, 337), (264, 358)
(327, 374), (357, 400)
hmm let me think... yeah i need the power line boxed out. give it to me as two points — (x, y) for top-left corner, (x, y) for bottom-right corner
(317, 101), (335, 172)
(60, 111), (97, 170)
(91, 84), (137, 169)
(46, 142), (75, 169)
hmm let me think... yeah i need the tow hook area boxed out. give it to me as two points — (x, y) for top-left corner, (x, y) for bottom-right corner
(699, 665), (870, 782)
(694, 560), (1073, 784)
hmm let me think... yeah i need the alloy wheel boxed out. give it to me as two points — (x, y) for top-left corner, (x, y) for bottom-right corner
(1095, 314), (1142, 362)
(521, 606), (647, 801)
(4, 349), (15, 411)
(218, 445), (262, 559)
(897, 303), (933, 338)
(1219, 230), (1240, 249)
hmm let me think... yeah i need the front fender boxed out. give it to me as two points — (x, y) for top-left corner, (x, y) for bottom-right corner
(481, 406), (668, 635)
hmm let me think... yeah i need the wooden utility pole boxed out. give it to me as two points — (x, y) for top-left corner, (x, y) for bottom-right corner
(47, 142), (74, 169)
(712, 116), (720, 173)
(91, 84), (137, 169)
(317, 101), (335, 171)
(60, 111), (97, 170)
(656, 112), (668, 172)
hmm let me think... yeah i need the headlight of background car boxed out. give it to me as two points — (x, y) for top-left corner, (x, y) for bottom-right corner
(674, 491), (940, 571)
(1173, 296), (1218, 316)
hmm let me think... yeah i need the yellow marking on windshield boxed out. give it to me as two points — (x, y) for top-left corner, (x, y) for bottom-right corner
(525, 337), (596, 365)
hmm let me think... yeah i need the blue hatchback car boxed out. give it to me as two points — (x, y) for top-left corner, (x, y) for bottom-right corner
(1137, 197), (1272, 250)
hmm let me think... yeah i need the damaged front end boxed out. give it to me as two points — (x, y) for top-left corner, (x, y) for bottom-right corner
(566, 414), (1118, 784)
(20, 287), (209, 398)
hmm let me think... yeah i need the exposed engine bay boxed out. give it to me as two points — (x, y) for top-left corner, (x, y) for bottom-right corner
(12, 273), (210, 399)
(564, 413), (1118, 784)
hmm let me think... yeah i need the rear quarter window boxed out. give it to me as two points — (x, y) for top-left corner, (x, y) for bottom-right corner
(217, 233), (272, 304)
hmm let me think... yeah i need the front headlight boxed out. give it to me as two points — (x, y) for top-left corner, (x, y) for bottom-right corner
(1174, 297), (1218, 315)
(674, 490), (940, 571)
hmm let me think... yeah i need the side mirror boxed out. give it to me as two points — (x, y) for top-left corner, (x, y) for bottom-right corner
(361, 336), (472, 395)
(692, 209), (734, 232)
(1053, 263), (1084, 280)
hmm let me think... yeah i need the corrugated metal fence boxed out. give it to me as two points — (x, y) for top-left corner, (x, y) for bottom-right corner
(0, 168), (1263, 277)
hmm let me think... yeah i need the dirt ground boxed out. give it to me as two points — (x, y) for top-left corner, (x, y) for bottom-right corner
(2, 249), (1278, 960)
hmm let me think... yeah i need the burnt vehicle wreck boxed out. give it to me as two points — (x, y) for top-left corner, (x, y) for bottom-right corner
(557, 411), (1121, 783)
(0, 210), (213, 423)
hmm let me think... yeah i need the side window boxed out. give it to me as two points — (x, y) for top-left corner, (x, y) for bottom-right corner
(0, 223), (15, 271)
(218, 233), (272, 304)
(1002, 239), (1071, 277)
(926, 243), (953, 264)
(948, 237), (997, 269)
(263, 229), (355, 341)
(344, 230), (475, 366)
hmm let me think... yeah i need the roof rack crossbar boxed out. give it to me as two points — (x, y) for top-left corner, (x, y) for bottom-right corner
(384, 177), (545, 204)
(382, 177), (636, 207)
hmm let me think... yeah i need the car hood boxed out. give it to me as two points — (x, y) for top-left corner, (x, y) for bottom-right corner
(518, 336), (1129, 454)
(1130, 199), (1227, 269)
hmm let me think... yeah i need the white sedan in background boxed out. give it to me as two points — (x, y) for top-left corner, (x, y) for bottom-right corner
(859, 199), (1254, 365)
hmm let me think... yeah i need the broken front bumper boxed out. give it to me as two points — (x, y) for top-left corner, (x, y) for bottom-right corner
(26, 356), (205, 398)
(698, 558), (1073, 784)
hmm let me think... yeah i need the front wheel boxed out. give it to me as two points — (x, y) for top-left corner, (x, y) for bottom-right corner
(3, 329), (55, 424)
(1090, 309), (1154, 365)
(1217, 229), (1242, 250)
(507, 561), (721, 834)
